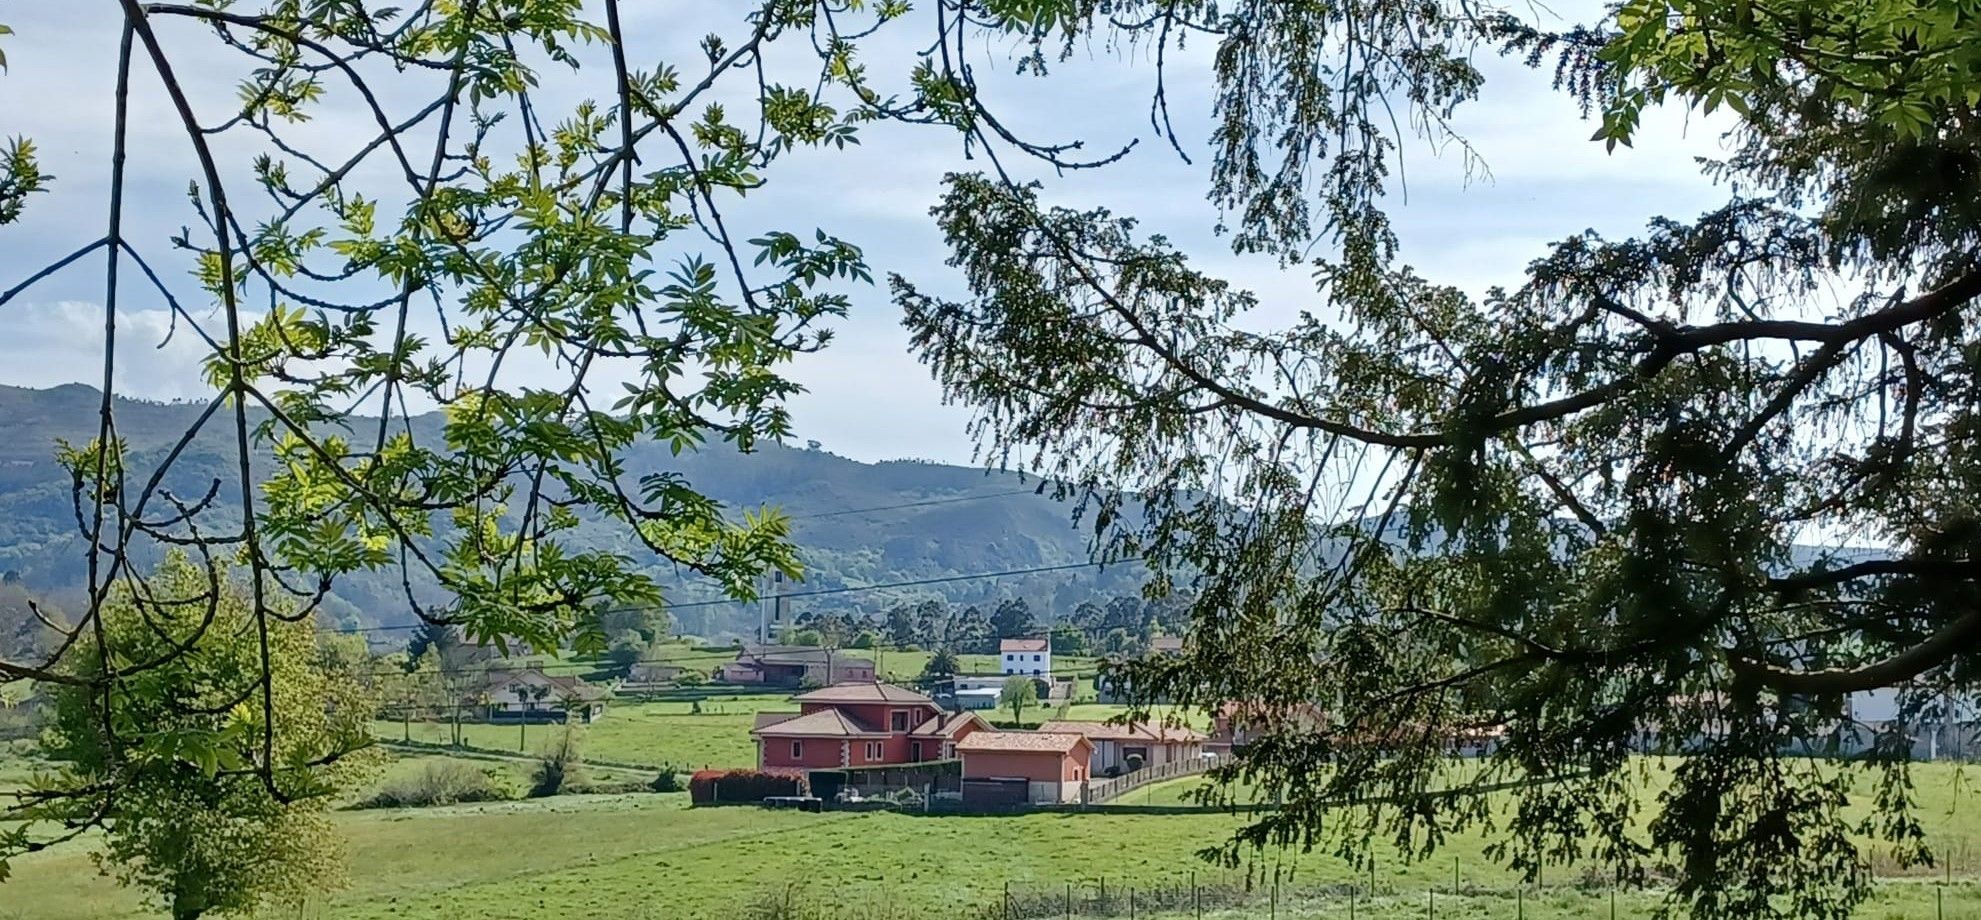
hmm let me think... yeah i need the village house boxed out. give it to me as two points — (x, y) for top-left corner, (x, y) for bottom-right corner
(956, 731), (1094, 806)
(1207, 700), (1327, 753)
(471, 667), (609, 724)
(751, 681), (988, 770)
(999, 637), (1050, 677)
(717, 644), (876, 688)
(1036, 720), (1207, 776)
(1149, 635), (1185, 656)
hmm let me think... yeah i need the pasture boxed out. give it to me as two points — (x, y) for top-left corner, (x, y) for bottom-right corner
(4, 758), (1978, 920)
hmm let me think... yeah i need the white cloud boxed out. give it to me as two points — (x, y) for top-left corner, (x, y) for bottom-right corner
(0, 301), (218, 401)
(0, 3), (1743, 467)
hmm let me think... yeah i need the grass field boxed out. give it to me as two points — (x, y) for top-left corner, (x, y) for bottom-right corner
(373, 694), (794, 770)
(6, 759), (1979, 920)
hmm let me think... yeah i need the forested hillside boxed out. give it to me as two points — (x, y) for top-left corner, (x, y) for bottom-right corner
(0, 385), (1141, 638)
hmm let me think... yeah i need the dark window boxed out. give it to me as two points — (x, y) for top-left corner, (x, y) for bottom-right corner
(1033, 654), (1041, 662)
(911, 742), (923, 761)
(791, 740), (802, 758)
(891, 710), (909, 731)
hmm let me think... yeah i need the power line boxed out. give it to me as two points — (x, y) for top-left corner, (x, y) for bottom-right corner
(787, 488), (1037, 519)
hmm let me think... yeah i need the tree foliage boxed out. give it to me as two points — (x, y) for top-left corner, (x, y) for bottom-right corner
(999, 673), (1038, 723)
(14, 555), (377, 917)
(0, 0), (909, 877)
(886, 0), (1981, 917)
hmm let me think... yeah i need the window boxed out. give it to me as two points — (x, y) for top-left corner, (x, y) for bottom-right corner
(890, 710), (909, 732)
(1032, 654), (1041, 662)
(1032, 669), (1041, 677)
(864, 742), (882, 760)
(790, 740), (802, 759)
(911, 742), (923, 761)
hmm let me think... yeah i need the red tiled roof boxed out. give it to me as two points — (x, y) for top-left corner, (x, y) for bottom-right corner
(753, 711), (802, 731)
(999, 637), (1049, 653)
(1037, 720), (1207, 743)
(749, 708), (888, 738)
(792, 681), (934, 706)
(957, 731), (1090, 755)
(910, 711), (987, 738)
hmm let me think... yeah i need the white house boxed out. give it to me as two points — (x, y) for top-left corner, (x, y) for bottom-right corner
(999, 637), (1050, 677)
(471, 668), (609, 723)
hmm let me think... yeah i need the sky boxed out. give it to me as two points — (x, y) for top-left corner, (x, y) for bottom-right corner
(0, 2), (1739, 469)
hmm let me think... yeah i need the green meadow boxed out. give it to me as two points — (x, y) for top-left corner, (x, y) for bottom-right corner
(5, 758), (1978, 920)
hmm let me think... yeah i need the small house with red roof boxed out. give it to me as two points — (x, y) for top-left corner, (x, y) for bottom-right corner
(751, 681), (988, 770)
(956, 730), (1094, 805)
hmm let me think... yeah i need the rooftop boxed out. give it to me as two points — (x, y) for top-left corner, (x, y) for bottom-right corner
(1038, 720), (1207, 743)
(473, 667), (608, 701)
(957, 731), (1090, 755)
(793, 681), (935, 706)
(749, 708), (888, 738)
(999, 637), (1050, 653)
(910, 710), (987, 738)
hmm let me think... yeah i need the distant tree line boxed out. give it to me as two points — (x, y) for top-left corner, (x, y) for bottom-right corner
(781, 592), (1191, 658)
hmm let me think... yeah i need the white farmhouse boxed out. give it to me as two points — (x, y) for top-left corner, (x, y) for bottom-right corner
(999, 637), (1050, 678)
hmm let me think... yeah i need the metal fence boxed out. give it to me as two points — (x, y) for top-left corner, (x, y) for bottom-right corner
(1083, 757), (1208, 804)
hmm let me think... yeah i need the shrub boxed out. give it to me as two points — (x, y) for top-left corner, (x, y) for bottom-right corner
(1123, 753), (1145, 773)
(530, 729), (585, 798)
(358, 761), (511, 808)
(563, 777), (650, 795)
(650, 770), (687, 793)
(688, 769), (806, 804)
(603, 631), (647, 676)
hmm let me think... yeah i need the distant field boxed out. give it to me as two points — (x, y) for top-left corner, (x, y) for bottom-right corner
(372, 695), (792, 770)
(7, 759), (1978, 920)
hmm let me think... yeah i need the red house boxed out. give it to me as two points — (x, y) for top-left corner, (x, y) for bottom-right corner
(751, 681), (987, 770)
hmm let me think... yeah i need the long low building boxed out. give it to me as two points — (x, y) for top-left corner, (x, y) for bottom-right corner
(1036, 720), (1206, 776)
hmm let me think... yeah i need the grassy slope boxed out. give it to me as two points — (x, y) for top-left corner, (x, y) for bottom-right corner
(8, 761), (1979, 920)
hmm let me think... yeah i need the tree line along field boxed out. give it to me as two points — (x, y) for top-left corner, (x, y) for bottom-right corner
(3, 759), (1977, 920)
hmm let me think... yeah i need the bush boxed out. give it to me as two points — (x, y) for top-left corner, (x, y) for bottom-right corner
(530, 729), (585, 798)
(1124, 753), (1145, 773)
(650, 770), (687, 793)
(603, 631), (647, 676)
(563, 777), (651, 795)
(688, 769), (806, 804)
(358, 761), (512, 808)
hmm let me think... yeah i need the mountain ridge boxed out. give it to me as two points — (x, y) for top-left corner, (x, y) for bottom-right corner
(0, 384), (1140, 639)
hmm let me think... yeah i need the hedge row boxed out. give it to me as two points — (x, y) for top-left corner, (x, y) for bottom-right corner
(689, 769), (807, 804)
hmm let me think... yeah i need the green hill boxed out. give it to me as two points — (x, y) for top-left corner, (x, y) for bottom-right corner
(0, 384), (1139, 638)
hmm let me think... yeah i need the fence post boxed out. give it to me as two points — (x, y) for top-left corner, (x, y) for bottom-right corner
(1517, 886), (1524, 920)
(1937, 885), (1944, 920)
(1129, 888), (1135, 920)
(1453, 856), (1460, 894)
(1428, 889), (1435, 920)
(1005, 881), (1011, 920)
(1270, 877), (1277, 920)
(1066, 882), (1072, 920)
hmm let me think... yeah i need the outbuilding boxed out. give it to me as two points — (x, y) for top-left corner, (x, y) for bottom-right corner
(956, 731), (1093, 805)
